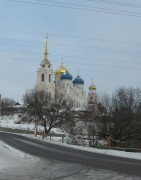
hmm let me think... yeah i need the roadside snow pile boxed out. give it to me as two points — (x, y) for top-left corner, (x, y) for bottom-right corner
(0, 140), (26, 158)
(22, 134), (141, 160)
(0, 140), (38, 172)
(65, 144), (141, 160)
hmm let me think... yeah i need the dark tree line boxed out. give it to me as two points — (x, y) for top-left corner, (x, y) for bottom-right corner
(0, 98), (15, 116)
(89, 87), (141, 147)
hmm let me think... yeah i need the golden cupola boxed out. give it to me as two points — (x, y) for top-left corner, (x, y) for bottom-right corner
(89, 79), (96, 91)
(55, 61), (68, 76)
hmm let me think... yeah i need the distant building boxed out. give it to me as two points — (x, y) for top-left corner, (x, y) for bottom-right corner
(87, 79), (97, 110)
(35, 36), (97, 108)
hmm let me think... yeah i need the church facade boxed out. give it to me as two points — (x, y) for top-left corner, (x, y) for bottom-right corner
(35, 37), (97, 108)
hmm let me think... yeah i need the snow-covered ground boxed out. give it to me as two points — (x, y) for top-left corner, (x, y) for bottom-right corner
(0, 139), (140, 180)
(0, 114), (35, 130)
(0, 114), (141, 161)
(0, 140), (38, 173)
(0, 114), (61, 133)
(1, 115), (141, 179)
(0, 140), (81, 179)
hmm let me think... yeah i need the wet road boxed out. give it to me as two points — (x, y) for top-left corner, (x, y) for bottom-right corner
(0, 132), (141, 178)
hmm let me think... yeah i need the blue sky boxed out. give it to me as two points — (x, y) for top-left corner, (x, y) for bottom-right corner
(0, 0), (141, 102)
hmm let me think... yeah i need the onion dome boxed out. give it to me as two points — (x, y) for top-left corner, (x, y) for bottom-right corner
(55, 61), (68, 76)
(60, 72), (73, 80)
(89, 79), (96, 90)
(73, 75), (84, 85)
(89, 84), (96, 90)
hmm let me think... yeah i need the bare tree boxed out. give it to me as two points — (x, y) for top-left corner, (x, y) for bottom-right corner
(77, 103), (99, 147)
(23, 89), (74, 134)
(98, 87), (141, 146)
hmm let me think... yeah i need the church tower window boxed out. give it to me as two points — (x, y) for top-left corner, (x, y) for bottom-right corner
(41, 74), (44, 82)
(49, 74), (51, 82)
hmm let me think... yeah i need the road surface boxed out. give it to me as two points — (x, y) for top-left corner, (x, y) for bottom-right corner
(0, 132), (141, 178)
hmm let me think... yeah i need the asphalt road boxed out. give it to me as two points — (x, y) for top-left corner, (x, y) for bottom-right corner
(1, 132), (141, 177)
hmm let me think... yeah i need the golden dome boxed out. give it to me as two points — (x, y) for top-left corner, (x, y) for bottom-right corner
(55, 61), (68, 76)
(89, 79), (96, 90)
(89, 85), (96, 90)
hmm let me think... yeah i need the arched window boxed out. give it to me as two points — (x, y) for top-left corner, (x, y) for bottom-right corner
(41, 74), (44, 82)
(49, 74), (51, 82)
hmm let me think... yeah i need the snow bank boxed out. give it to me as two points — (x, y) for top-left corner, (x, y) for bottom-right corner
(0, 140), (38, 172)
(22, 134), (141, 160)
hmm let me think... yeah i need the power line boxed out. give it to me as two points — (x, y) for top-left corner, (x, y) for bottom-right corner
(0, 55), (141, 70)
(39, 0), (141, 9)
(87, 0), (141, 9)
(37, 0), (141, 11)
(69, 63), (141, 70)
(0, 49), (39, 54)
(0, 28), (141, 47)
(0, 36), (141, 57)
(0, 55), (140, 64)
(5, 0), (141, 17)
(48, 43), (141, 57)
(0, 38), (140, 53)
(1, 41), (141, 57)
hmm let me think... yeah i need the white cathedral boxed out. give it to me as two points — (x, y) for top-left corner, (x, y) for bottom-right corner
(35, 37), (97, 108)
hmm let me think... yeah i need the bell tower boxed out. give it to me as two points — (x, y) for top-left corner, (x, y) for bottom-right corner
(35, 35), (55, 98)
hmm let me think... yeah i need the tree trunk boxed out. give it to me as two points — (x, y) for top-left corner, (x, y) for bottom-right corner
(92, 132), (94, 146)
